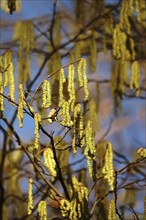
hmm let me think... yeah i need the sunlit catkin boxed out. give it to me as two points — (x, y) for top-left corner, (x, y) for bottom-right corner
(120, 0), (132, 34)
(82, 59), (89, 101)
(59, 68), (66, 107)
(43, 148), (57, 180)
(130, 61), (140, 96)
(77, 58), (89, 101)
(0, 76), (4, 111)
(68, 64), (75, 110)
(72, 104), (84, 153)
(13, 20), (35, 55)
(137, 148), (146, 158)
(102, 142), (114, 191)
(71, 176), (89, 218)
(135, 1), (146, 27)
(38, 201), (47, 220)
(3, 51), (15, 101)
(113, 25), (127, 60)
(18, 84), (26, 128)
(34, 112), (41, 149)
(42, 80), (51, 108)
(47, 108), (57, 123)
(76, 104), (84, 148)
(4, 51), (12, 87)
(108, 199), (116, 220)
(27, 178), (33, 215)
(60, 101), (72, 127)
(135, 0), (141, 23)
(60, 199), (70, 217)
(9, 62), (15, 101)
(0, 56), (4, 111)
(77, 59), (84, 88)
(72, 176), (88, 202)
(78, 107), (84, 148)
(84, 120), (96, 179)
(87, 99), (100, 130)
(60, 176), (89, 219)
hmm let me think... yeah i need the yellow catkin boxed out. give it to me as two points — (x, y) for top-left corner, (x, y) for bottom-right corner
(113, 25), (120, 59)
(87, 99), (100, 130)
(79, 109), (84, 148)
(137, 148), (146, 158)
(84, 120), (96, 179)
(54, 13), (61, 46)
(47, 108), (57, 123)
(129, 0), (134, 14)
(135, 0), (141, 23)
(18, 55), (30, 84)
(102, 142), (114, 191)
(27, 178), (33, 215)
(42, 80), (51, 108)
(119, 0), (133, 34)
(68, 64), (75, 110)
(73, 104), (85, 152)
(17, 84), (26, 128)
(0, 74), (4, 111)
(110, 60), (129, 107)
(34, 112), (41, 149)
(72, 134), (76, 155)
(48, 53), (61, 84)
(113, 25), (127, 60)
(103, 30), (107, 55)
(130, 61), (140, 96)
(3, 51), (15, 101)
(59, 68), (66, 107)
(77, 58), (89, 101)
(89, 32), (97, 73)
(136, 1), (146, 27)
(38, 201), (47, 220)
(72, 176), (88, 202)
(77, 59), (84, 88)
(3, 51), (12, 87)
(60, 101), (72, 127)
(0, 0), (21, 13)
(9, 62), (15, 101)
(60, 199), (71, 217)
(60, 176), (89, 219)
(113, 23), (135, 60)
(69, 50), (75, 64)
(72, 104), (81, 153)
(82, 59), (89, 101)
(13, 20), (35, 55)
(108, 199), (116, 220)
(129, 38), (136, 60)
(43, 148), (57, 180)
(0, 56), (4, 111)
(112, 60), (129, 94)
(75, 43), (81, 61)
